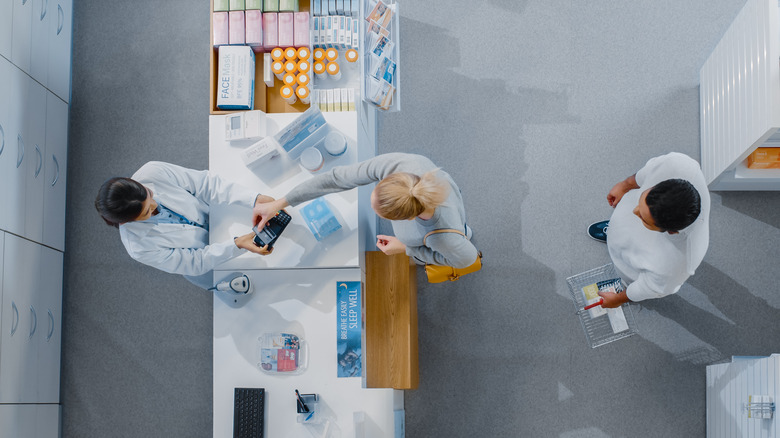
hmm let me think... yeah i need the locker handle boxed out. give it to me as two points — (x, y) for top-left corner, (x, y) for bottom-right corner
(40, 0), (47, 20)
(29, 306), (38, 338)
(35, 144), (42, 178)
(17, 134), (24, 168)
(47, 309), (54, 341)
(57, 5), (64, 35)
(0, 123), (4, 156)
(11, 301), (18, 336)
(51, 155), (59, 186)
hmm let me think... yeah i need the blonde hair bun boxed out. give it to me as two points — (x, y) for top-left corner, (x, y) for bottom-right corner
(374, 170), (450, 220)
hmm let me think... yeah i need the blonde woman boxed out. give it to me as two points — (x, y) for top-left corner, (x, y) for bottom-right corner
(252, 153), (478, 268)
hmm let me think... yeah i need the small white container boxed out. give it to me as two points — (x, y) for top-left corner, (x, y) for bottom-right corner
(300, 147), (324, 172)
(324, 131), (347, 156)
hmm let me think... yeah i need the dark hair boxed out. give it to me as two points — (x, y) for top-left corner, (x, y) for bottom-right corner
(645, 179), (701, 232)
(95, 177), (148, 227)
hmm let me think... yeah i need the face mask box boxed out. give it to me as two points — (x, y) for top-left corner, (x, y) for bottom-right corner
(217, 46), (255, 110)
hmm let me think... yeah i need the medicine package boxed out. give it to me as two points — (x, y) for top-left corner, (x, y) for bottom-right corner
(302, 198), (342, 241)
(273, 106), (329, 159)
(217, 46), (255, 110)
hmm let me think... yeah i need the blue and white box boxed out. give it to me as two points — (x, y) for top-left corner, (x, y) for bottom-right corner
(217, 46), (255, 110)
(302, 198), (342, 240)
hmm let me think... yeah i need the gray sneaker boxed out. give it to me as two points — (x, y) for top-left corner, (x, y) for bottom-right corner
(587, 221), (609, 242)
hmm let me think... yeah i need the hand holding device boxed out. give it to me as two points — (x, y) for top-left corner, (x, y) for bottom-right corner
(253, 210), (292, 249)
(253, 198), (289, 229)
(234, 232), (273, 255)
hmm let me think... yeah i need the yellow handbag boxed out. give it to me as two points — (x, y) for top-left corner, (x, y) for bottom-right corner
(422, 229), (483, 283)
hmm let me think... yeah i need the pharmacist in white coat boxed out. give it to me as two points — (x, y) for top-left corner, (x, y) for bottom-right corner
(586, 152), (710, 307)
(95, 161), (273, 289)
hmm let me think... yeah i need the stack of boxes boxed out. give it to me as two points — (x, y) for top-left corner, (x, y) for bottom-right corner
(212, 0), (310, 50)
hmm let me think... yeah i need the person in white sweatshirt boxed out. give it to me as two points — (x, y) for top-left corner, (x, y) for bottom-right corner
(95, 161), (273, 289)
(587, 152), (711, 307)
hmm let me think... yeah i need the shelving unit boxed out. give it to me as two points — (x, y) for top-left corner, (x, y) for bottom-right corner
(700, 0), (780, 190)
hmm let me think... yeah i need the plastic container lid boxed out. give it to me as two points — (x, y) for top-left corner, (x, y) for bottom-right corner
(313, 48), (326, 62)
(272, 61), (285, 75)
(295, 85), (310, 100)
(297, 60), (310, 73)
(271, 47), (285, 61)
(345, 49), (358, 63)
(325, 48), (339, 62)
(284, 47), (297, 60)
(283, 73), (297, 86)
(280, 84), (295, 99)
(297, 47), (310, 60)
(313, 62), (326, 75)
(257, 332), (307, 374)
(284, 61), (297, 74)
(296, 73), (310, 87)
(326, 62), (340, 75)
(300, 147), (324, 172)
(324, 130), (347, 156)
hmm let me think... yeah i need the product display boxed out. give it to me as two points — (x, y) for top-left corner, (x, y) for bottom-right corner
(362, 0), (398, 110)
(257, 333), (307, 374)
(217, 46), (255, 110)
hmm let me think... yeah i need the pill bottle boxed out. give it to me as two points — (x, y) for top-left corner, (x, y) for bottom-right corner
(296, 73), (310, 87)
(325, 48), (339, 62)
(297, 47), (310, 61)
(271, 47), (285, 61)
(283, 73), (297, 87)
(313, 61), (327, 79)
(326, 62), (341, 80)
(313, 48), (326, 63)
(345, 49), (358, 63)
(280, 84), (297, 104)
(284, 47), (297, 60)
(297, 60), (310, 73)
(295, 85), (311, 104)
(272, 60), (285, 80)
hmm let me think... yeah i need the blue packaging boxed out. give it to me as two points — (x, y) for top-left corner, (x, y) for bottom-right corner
(302, 198), (342, 241)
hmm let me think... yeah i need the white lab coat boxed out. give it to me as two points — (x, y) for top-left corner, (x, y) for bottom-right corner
(118, 161), (257, 289)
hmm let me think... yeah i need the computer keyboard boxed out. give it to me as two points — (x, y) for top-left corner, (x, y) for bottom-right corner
(233, 387), (265, 438)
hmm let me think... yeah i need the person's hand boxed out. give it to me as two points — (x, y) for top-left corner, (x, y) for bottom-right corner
(598, 290), (629, 308)
(234, 232), (273, 256)
(376, 235), (406, 255)
(252, 198), (289, 230)
(607, 181), (631, 207)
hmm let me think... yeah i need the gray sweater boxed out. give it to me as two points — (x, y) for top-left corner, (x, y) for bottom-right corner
(286, 153), (478, 268)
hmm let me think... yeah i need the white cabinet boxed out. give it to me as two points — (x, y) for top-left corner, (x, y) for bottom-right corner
(0, 233), (62, 405)
(0, 0), (13, 59)
(24, 78), (46, 243)
(0, 59), (29, 237)
(30, 0), (50, 85)
(47, 0), (71, 102)
(43, 92), (67, 251)
(11, 0), (33, 74)
(0, 404), (60, 438)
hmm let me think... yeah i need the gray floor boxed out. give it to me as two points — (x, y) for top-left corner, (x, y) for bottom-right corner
(62, 0), (780, 437)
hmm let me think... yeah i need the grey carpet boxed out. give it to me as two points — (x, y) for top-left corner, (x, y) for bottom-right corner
(62, 0), (780, 437)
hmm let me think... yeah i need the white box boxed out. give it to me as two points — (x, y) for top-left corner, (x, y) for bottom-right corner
(313, 17), (320, 46)
(326, 89), (335, 112)
(318, 89), (328, 112)
(347, 88), (355, 111)
(341, 88), (350, 111)
(217, 46), (255, 110)
(345, 18), (352, 48)
(333, 88), (342, 111)
(240, 137), (280, 166)
(352, 19), (359, 49)
(225, 110), (268, 141)
(263, 53), (274, 87)
(339, 17), (346, 48)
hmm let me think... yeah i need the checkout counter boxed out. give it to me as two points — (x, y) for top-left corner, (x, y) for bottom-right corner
(208, 106), (404, 437)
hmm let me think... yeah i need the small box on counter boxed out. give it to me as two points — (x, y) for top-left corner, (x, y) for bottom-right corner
(747, 147), (780, 169)
(263, 0), (279, 12)
(246, 0), (263, 9)
(279, 0), (299, 11)
(230, 0), (245, 10)
(214, 0), (230, 11)
(217, 46), (255, 110)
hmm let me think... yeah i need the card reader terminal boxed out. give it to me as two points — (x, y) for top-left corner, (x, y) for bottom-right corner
(252, 210), (292, 249)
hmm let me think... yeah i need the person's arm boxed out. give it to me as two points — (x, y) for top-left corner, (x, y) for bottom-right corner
(598, 289), (630, 308)
(607, 174), (639, 207)
(407, 233), (479, 268)
(253, 153), (420, 228)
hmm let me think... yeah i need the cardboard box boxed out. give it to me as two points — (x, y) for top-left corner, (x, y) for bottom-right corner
(747, 147), (780, 169)
(211, 0), (312, 114)
(217, 46), (255, 110)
